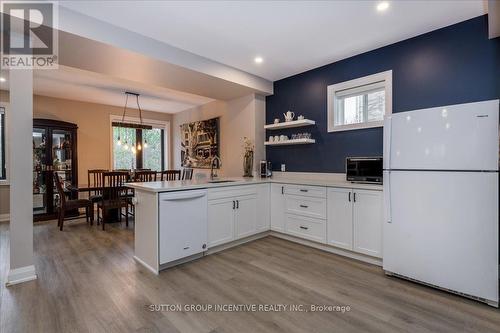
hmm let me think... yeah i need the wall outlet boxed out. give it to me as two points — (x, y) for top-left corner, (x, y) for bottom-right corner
(281, 164), (286, 172)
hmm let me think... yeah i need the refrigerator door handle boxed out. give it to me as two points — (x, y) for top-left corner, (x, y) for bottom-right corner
(383, 115), (392, 170)
(383, 170), (392, 223)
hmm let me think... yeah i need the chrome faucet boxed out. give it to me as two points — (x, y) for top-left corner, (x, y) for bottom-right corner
(210, 155), (221, 180)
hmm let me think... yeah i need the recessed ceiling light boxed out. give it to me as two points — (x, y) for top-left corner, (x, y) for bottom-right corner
(254, 56), (263, 64)
(0, 77), (6, 82)
(376, 1), (390, 12)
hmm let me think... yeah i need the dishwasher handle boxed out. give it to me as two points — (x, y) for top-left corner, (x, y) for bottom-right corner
(160, 191), (207, 201)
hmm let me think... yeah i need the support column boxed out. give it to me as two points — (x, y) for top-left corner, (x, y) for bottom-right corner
(7, 68), (36, 286)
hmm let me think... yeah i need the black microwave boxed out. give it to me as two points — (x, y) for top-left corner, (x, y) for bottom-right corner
(346, 157), (383, 184)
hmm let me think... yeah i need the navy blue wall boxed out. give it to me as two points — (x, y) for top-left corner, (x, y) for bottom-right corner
(266, 15), (500, 173)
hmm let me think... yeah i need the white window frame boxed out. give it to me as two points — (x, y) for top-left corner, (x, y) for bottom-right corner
(327, 70), (392, 132)
(0, 102), (9, 185)
(109, 115), (170, 170)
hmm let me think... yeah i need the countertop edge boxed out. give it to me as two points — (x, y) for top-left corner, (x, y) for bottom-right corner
(125, 178), (383, 193)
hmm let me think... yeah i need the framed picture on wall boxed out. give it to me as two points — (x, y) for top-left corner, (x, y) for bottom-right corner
(180, 117), (220, 169)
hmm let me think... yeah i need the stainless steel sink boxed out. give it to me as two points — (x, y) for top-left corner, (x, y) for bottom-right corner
(208, 180), (236, 183)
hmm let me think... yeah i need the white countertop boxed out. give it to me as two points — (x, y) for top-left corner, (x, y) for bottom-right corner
(125, 176), (383, 193)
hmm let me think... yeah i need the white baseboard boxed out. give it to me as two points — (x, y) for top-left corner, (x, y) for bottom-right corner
(270, 231), (383, 267)
(0, 214), (9, 222)
(133, 256), (159, 275)
(6, 265), (37, 286)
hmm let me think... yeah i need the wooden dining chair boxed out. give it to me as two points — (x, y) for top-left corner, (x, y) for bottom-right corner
(181, 168), (193, 180)
(55, 175), (93, 231)
(159, 170), (181, 181)
(97, 171), (129, 230)
(134, 170), (157, 182)
(87, 169), (107, 214)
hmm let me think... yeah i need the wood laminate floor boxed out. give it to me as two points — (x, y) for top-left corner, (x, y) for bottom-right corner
(1, 219), (500, 333)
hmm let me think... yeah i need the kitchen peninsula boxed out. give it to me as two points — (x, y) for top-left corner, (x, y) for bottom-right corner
(126, 176), (383, 274)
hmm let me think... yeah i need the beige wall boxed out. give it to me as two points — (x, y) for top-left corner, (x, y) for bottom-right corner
(172, 94), (265, 179)
(0, 91), (172, 216)
(33, 95), (172, 184)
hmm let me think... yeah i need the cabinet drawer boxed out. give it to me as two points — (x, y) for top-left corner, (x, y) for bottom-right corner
(285, 214), (326, 244)
(285, 195), (326, 219)
(208, 185), (257, 200)
(284, 184), (326, 198)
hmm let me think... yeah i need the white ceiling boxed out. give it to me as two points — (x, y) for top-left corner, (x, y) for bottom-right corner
(0, 67), (214, 114)
(60, 0), (486, 81)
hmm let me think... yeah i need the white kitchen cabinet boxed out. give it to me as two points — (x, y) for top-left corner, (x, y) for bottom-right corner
(208, 185), (260, 248)
(353, 189), (383, 258)
(234, 195), (257, 238)
(270, 183), (286, 231)
(256, 184), (271, 231)
(327, 187), (383, 258)
(208, 198), (235, 247)
(327, 187), (353, 250)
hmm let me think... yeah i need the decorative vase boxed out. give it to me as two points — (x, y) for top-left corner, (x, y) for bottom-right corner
(243, 150), (254, 177)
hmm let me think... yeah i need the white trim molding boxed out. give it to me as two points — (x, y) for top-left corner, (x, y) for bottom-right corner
(327, 70), (392, 132)
(6, 265), (37, 286)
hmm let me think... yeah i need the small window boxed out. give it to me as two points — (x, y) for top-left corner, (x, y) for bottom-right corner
(328, 71), (392, 132)
(0, 107), (5, 180)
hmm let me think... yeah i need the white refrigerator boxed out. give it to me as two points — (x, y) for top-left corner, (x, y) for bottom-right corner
(383, 99), (499, 306)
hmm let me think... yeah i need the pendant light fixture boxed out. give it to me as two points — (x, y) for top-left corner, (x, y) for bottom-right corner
(115, 92), (152, 152)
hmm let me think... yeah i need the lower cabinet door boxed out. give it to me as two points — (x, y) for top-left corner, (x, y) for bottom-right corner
(353, 189), (383, 258)
(235, 195), (257, 239)
(208, 198), (235, 247)
(256, 184), (270, 231)
(270, 184), (286, 231)
(327, 188), (353, 250)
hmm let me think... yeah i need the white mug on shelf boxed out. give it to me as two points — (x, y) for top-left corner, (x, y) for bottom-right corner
(268, 136), (274, 142)
(297, 115), (305, 120)
(280, 135), (286, 141)
(274, 118), (280, 124)
(274, 135), (279, 142)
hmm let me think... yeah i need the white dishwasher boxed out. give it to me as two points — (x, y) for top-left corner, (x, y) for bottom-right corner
(158, 190), (208, 265)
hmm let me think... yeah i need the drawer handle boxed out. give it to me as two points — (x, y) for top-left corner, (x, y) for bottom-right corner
(299, 189), (308, 192)
(299, 226), (309, 230)
(299, 205), (309, 208)
(183, 246), (190, 250)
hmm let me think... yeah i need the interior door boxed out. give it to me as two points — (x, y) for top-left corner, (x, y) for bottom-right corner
(353, 189), (382, 258)
(384, 170), (498, 303)
(235, 195), (257, 239)
(327, 187), (353, 250)
(208, 197), (235, 247)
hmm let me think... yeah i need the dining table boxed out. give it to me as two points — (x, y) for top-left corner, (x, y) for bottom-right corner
(67, 184), (134, 222)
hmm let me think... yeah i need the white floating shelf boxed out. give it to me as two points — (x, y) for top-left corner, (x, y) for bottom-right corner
(265, 138), (315, 146)
(264, 119), (315, 130)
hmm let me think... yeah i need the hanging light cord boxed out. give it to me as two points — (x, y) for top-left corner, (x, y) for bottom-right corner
(121, 93), (130, 124)
(135, 94), (144, 126)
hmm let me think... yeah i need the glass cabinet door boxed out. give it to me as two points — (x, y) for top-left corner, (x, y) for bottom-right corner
(33, 127), (48, 215)
(52, 129), (73, 209)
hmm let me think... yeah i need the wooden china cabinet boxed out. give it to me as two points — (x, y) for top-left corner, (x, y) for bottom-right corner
(33, 119), (78, 221)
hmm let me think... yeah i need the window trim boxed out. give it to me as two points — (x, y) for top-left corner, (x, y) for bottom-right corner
(109, 115), (170, 171)
(327, 70), (392, 132)
(0, 102), (9, 185)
